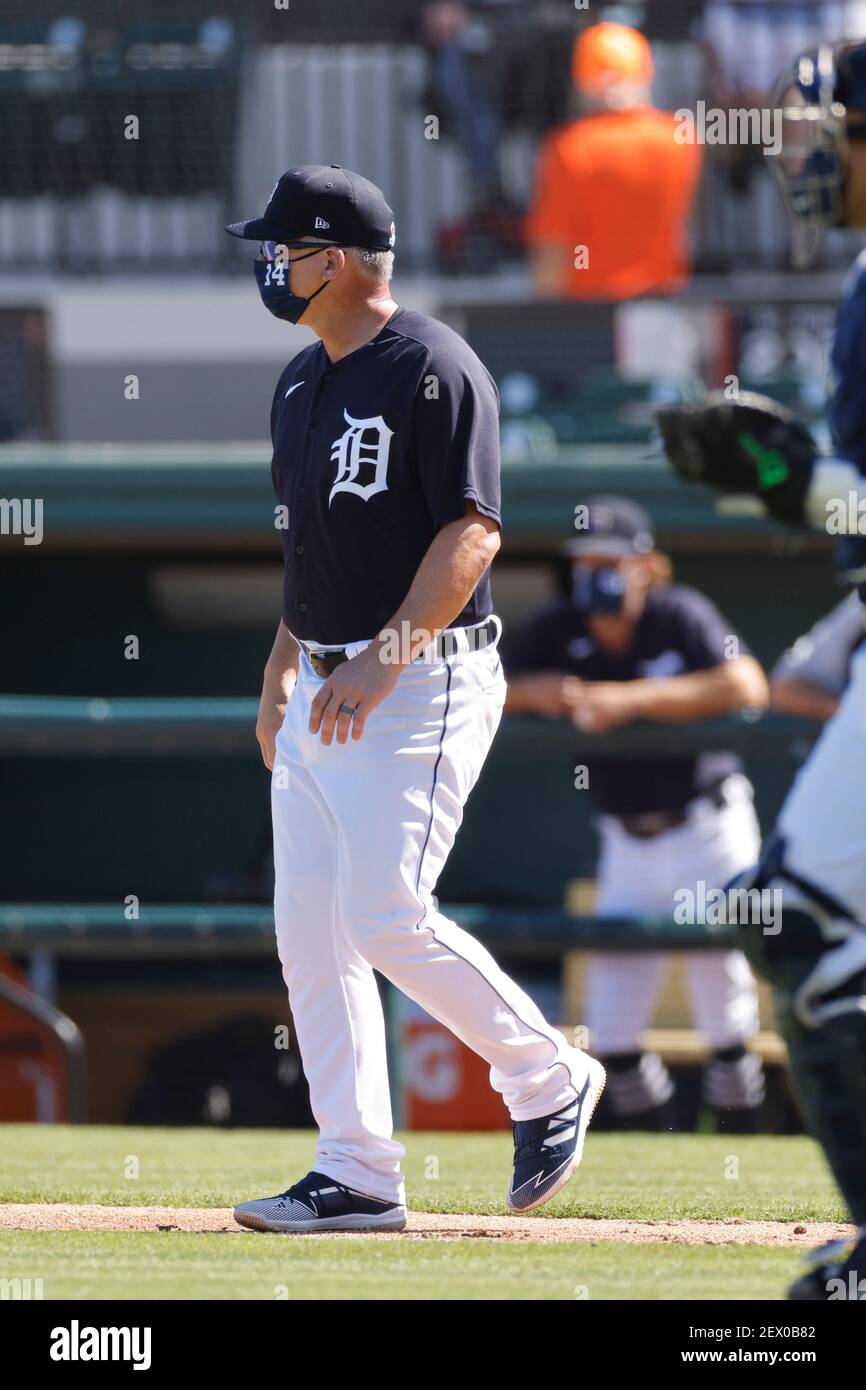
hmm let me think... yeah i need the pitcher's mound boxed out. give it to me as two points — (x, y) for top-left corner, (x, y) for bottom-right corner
(0, 1204), (854, 1246)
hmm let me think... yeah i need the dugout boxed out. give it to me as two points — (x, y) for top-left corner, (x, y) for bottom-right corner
(0, 440), (839, 904)
(0, 441), (837, 1129)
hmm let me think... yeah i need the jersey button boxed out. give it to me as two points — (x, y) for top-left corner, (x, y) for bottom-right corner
(299, 603), (307, 612)
(297, 487), (305, 496)
(296, 545), (304, 555)
(307, 428), (315, 437)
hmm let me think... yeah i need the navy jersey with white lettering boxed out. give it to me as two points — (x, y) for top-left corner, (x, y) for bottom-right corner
(830, 251), (866, 602)
(268, 306), (501, 645)
(502, 585), (747, 816)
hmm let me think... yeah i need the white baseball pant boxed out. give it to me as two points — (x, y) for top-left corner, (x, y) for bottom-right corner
(585, 773), (763, 1054)
(271, 619), (591, 1205)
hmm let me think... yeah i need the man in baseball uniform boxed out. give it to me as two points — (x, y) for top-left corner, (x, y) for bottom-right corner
(226, 165), (605, 1233)
(504, 499), (769, 1132)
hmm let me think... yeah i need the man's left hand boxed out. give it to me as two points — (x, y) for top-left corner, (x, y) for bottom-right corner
(308, 645), (403, 745)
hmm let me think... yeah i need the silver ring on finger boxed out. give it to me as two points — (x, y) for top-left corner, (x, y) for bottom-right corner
(338, 703), (357, 717)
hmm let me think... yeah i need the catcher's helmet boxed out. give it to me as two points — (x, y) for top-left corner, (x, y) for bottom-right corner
(770, 41), (866, 267)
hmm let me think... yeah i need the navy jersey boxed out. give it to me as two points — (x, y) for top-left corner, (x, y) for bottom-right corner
(830, 250), (866, 601)
(268, 306), (501, 645)
(502, 584), (746, 816)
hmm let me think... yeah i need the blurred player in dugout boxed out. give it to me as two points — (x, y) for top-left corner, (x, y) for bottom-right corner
(525, 21), (702, 300)
(502, 498), (770, 1130)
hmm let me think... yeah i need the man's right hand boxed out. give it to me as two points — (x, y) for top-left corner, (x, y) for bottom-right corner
(256, 671), (296, 770)
(257, 622), (301, 770)
(507, 672), (584, 719)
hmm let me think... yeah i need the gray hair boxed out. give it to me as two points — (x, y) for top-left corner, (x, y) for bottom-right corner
(350, 247), (394, 283)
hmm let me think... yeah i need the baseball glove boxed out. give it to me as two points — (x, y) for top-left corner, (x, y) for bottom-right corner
(656, 391), (817, 525)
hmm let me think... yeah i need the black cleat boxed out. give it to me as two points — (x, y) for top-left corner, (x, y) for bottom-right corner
(234, 1169), (407, 1233)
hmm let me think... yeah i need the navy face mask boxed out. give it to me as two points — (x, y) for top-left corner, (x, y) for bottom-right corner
(571, 565), (627, 615)
(254, 242), (331, 323)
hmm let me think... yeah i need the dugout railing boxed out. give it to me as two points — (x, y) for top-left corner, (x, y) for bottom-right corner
(0, 899), (782, 1129)
(0, 703), (818, 1123)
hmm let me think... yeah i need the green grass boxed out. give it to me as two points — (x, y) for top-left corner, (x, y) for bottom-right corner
(0, 1124), (845, 1221)
(0, 1231), (805, 1301)
(0, 1125), (847, 1299)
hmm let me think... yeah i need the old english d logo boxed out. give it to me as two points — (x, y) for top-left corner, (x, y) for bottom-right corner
(329, 409), (394, 506)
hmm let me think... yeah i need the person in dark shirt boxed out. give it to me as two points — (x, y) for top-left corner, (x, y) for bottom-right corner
(503, 497), (770, 1129)
(222, 165), (606, 1232)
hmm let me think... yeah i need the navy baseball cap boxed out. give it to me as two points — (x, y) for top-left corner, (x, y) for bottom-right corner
(564, 496), (655, 558)
(225, 164), (396, 251)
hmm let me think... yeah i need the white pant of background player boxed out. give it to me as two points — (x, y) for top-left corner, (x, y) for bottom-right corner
(584, 774), (763, 1105)
(272, 617), (589, 1206)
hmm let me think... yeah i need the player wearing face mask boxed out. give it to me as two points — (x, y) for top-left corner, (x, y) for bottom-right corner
(502, 497), (770, 1132)
(225, 164), (608, 1231)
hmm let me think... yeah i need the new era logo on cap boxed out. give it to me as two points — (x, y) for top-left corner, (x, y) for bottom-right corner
(314, 216), (330, 230)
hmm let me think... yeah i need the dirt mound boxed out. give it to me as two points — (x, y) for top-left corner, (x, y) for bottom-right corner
(0, 1204), (854, 1246)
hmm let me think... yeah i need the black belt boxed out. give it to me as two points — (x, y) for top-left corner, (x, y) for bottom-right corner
(617, 782), (728, 840)
(303, 618), (497, 680)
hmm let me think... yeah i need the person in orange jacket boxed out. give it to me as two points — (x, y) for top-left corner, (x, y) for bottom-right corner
(526, 21), (702, 300)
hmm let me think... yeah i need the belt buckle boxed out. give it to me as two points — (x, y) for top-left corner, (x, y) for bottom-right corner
(307, 648), (348, 679)
(621, 807), (685, 839)
(626, 814), (665, 839)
